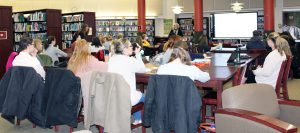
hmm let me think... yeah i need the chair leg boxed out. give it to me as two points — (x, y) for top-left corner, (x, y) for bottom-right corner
(16, 120), (20, 125)
(69, 127), (73, 133)
(32, 124), (36, 128)
(54, 125), (59, 132)
(141, 108), (146, 133)
(97, 125), (103, 133)
(201, 101), (206, 123)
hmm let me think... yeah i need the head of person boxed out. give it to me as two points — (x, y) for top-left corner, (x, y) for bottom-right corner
(111, 39), (133, 56)
(253, 30), (260, 37)
(18, 37), (34, 53)
(106, 35), (113, 42)
(67, 39), (90, 73)
(173, 23), (180, 30)
(198, 35), (208, 46)
(169, 47), (192, 66)
(173, 40), (189, 51)
(81, 24), (89, 33)
(280, 31), (296, 47)
(267, 32), (291, 56)
(46, 36), (56, 49)
(117, 33), (124, 40)
(91, 36), (101, 48)
(33, 39), (43, 54)
(142, 34), (148, 40)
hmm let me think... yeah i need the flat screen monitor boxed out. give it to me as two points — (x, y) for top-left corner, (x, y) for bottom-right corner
(214, 12), (258, 39)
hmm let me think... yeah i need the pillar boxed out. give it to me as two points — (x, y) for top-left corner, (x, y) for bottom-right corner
(138, 0), (146, 35)
(264, 0), (275, 35)
(193, 0), (203, 43)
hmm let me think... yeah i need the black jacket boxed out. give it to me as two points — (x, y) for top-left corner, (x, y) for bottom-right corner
(42, 68), (81, 128)
(143, 75), (201, 133)
(168, 29), (183, 38)
(246, 36), (266, 50)
(0, 66), (44, 123)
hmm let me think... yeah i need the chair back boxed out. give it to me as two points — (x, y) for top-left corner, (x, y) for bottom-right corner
(275, 60), (287, 99)
(232, 65), (247, 86)
(222, 84), (280, 118)
(5, 52), (18, 71)
(280, 56), (293, 99)
(247, 49), (267, 54)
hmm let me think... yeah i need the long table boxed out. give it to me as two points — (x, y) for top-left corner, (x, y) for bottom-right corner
(136, 53), (258, 108)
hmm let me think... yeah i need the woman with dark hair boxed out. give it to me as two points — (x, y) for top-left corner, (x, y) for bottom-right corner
(157, 47), (210, 82)
(72, 24), (89, 43)
(45, 36), (68, 64)
(194, 35), (220, 53)
(90, 36), (104, 53)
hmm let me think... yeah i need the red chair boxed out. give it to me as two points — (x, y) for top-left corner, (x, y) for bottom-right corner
(275, 60), (287, 99)
(201, 65), (247, 123)
(277, 56), (293, 100)
(97, 103), (146, 133)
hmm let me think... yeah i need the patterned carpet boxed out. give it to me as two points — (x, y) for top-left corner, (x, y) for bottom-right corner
(0, 79), (299, 133)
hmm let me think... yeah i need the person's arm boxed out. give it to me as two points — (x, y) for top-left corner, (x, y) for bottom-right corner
(55, 47), (68, 57)
(253, 53), (283, 76)
(133, 52), (147, 73)
(192, 66), (210, 82)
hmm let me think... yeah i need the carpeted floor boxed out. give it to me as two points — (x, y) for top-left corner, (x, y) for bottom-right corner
(0, 79), (299, 133)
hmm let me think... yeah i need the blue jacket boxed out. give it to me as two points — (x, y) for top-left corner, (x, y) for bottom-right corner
(246, 36), (266, 50)
(143, 75), (201, 133)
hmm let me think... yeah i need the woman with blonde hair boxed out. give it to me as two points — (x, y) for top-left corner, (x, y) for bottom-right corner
(157, 47), (210, 82)
(108, 39), (146, 124)
(67, 39), (107, 77)
(247, 32), (287, 88)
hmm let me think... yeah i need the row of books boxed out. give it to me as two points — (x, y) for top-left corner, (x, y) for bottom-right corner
(14, 33), (47, 42)
(13, 12), (46, 22)
(62, 23), (83, 32)
(62, 14), (84, 22)
(14, 22), (47, 32)
(96, 20), (154, 26)
(62, 33), (73, 41)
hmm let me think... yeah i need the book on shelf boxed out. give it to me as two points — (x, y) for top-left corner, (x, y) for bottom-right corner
(62, 14), (84, 22)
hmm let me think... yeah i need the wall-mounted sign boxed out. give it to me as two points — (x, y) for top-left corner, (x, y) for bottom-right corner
(164, 19), (173, 35)
(0, 31), (7, 40)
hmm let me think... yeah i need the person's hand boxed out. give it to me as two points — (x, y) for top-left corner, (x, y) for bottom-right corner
(135, 43), (142, 54)
(154, 44), (160, 48)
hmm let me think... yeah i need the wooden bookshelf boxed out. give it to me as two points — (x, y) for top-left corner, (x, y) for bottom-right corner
(62, 12), (95, 48)
(13, 9), (62, 49)
(0, 6), (13, 78)
(96, 19), (155, 43)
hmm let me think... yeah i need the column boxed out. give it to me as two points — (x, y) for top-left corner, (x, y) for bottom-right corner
(138, 0), (146, 35)
(193, 0), (203, 43)
(275, 0), (283, 32)
(264, 0), (275, 35)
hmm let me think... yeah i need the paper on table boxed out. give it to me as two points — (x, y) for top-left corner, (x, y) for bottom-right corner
(88, 27), (92, 35)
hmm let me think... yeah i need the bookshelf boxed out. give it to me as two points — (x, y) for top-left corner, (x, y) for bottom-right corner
(257, 15), (264, 35)
(0, 6), (14, 78)
(62, 12), (96, 48)
(96, 19), (155, 43)
(13, 9), (62, 49)
(177, 17), (209, 42)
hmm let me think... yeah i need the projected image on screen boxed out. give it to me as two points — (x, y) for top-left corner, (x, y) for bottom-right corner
(214, 12), (258, 38)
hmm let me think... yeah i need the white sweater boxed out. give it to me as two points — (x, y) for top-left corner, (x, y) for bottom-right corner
(253, 49), (286, 89)
(157, 61), (210, 82)
(45, 45), (68, 64)
(108, 53), (146, 106)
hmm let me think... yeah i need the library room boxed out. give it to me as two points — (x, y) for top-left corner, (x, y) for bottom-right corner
(0, 0), (300, 133)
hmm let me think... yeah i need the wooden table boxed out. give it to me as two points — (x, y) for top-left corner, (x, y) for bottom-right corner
(136, 53), (258, 108)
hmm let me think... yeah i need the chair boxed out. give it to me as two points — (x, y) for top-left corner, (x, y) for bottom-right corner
(5, 52), (18, 71)
(275, 60), (287, 99)
(201, 65), (247, 123)
(215, 84), (300, 133)
(280, 56), (293, 100)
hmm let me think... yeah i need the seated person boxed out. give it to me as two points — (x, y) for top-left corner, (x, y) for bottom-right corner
(12, 37), (45, 79)
(90, 36), (104, 53)
(246, 30), (266, 50)
(67, 39), (107, 77)
(157, 47), (210, 82)
(45, 36), (68, 65)
(33, 39), (52, 66)
(194, 35), (220, 53)
(246, 32), (291, 88)
(173, 41), (204, 60)
(138, 34), (160, 57)
(108, 39), (146, 124)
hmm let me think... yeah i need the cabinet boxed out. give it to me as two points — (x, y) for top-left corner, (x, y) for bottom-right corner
(13, 9), (62, 49)
(96, 19), (155, 43)
(0, 6), (13, 78)
(177, 17), (209, 42)
(62, 12), (95, 48)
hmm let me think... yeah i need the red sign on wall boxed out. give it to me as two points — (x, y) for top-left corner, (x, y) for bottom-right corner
(0, 31), (7, 40)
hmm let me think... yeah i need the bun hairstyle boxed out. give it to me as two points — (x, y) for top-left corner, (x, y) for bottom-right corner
(111, 40), (125, 55)
(168, 47), (192, 65)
